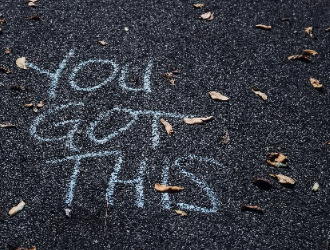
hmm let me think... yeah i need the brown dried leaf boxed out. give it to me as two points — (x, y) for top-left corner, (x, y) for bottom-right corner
(270, 174), (295, 185)
(183, 116), (214, 125)
(200, 12), (214, 20)
(207, 13), (214, 21)
(253, 178), (272, 190)
(325, 27), (330, 32)
(0, 67), (11, 74)
(220, 130), (230, 144)
(160, 118), (173, 135)
(302, 49), (318, 56)
(28, 2), (36, 7)
(36, 100), (46, 108)
(251, 87), (267, 100)
(193, 3), (205, 8)
(305, 26), (313, 38)
(16, 57), (27, 69)
(155, 183), (184, 192)
(310, 77), (323, 89)
(169, 78), (175, 85)
(255, 24), (271, 30)
(287, 54), (311, 62)
(10, 85), (27, 91)
(267, 153), (288, 168)
(0, 122), (16, 128)
(25, 103), (34, 108)
(5, 48), (10, 54)
(241, 205), (263, 213)
(98, 40), (107, 46)
(174, 210), (187, 216)
(209, 91), (229, 101)
(8, 201), (25, 216)
(14, 246), (36, 250)
(163, 72), (176, 85)
(27, 15), (41, 20)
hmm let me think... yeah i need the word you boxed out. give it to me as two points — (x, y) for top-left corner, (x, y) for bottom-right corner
(46, 151), (226, 213)
(26, 49), (153, 99)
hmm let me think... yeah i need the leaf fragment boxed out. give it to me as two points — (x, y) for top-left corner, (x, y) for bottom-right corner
(25, 103), (34, 108)
(255, 24), (271, 30)
(311, 182), (320, 192)
(0, 122), (16, 128)
(183, 116), (214, 125)
(163, 72), (176, 85)
(27, 15), (42, 20)
(267, 153), (288, 167)
(253, 178), (272, 190)
(36, 100), (46, 108)
(64, 208), (72, 218)
(305, 26), (314, 38)
(302, 49), (317, 56)
(98, 40), (107, 46)
(200, 12), (214, 20)
(174, 210), (187, 216)
(251, 87), (267, 100)
(0, 67), (12, 74)
(28, 2), (36, 7)
(8, 201), (26, 216)
(325, 27), (330, 32)
(209, 91), (229, 101)
(160, 118), (174, 135)
(10, 246), (36, 250)
(241, 205), (263, 213)
(5, 48), (10, 54)
(310, 77), (323, 89)
(193, 3), (205, 8)
(16, 57), (27, 69)
(287, 54), (311, 62)
(220, 130), (230, 144)
(270, 174), (295, 185)
(155, 183), (184, 192)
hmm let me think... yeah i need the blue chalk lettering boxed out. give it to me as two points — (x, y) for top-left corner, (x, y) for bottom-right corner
(30, 102), (84, 152)
(160, 157), (171, 209)
(106, 159), (146, 208)
(26, 49), (75, 99)
(69, 59), (119, 91)
(174, 155), (224, 213)
(119, 60), (153, 93)
(46, 151), (123, 206)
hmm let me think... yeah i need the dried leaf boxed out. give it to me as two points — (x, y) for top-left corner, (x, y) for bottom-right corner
(155, 183), (184, 192)
(13, 246), (36, 250)
(10, 85), (27, 91)
(169, 78), (175, 85)
(0, 67), (11, 74)
(251, 87), (267, 100)
(33, 107), (38, 113)
(200, 12), (214, 20)
(183, 116), (214, 125)
(36, 100), (46, 108)
(160, 118), (174, 135)
(174, 210), (187, 216)
(220, 130), (230, 144)
(5, 48), (10, 54)
(25, 103), (34, 108)
(98, 40), (107, 46)
(312, 182), (320, 192)
(8, 201), (26, 216)
(207, 13), (214, 21)
(270, 174), (295, 185)
(253, 178), (272, 190)
(325, 27), (330, 32)
(266, 160), (288, 168)
(310, 77), (323, 89)
(209, 91), (229, 101)
(305, 26), (314, 38)
(16, 57), (27, 69)
(0, 122), (16, 128)
(163, 72), (176, 85)
(287, 54), (311, 62)
(241, 205), (263, 213)
(255, 24), (271, 30)
(302, 49), (318, 56)
(28, 2), (36, 7)
(0, 17), (6, 25)
(267, 153), (288, 167)
(326, 140), (330, 145)
(193, 3), (205, 8)
(27, 15), (41, 20)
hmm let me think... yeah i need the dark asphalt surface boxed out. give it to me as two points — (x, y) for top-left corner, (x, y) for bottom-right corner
(1, 0), (330, 249)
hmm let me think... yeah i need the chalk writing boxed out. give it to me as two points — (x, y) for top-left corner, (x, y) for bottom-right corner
(26, 49), (154, 99)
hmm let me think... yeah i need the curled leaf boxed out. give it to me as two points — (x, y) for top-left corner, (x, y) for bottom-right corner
(200, 12), (214, 20)
(270, 174), (295, 185)
(255, 24), (271, 30)
(25, 103), (34, 108)
(251, 87), (267, 100)
(160, 118), (174, 135)
(253, 178), (272, 190)
(267, 153), (288, 167)
(98, 40), (107, 46)
(305, 26), (313, 38)
(36, 100), (46, 108)
(174, 210), (187, 216)
(241, 205), (263, 213)
(302, 49), (317, 56)
(183, 116), (214, 125)
(28, 2), (36, 7)
(155, 183), (184, 192)
(310, 77), (323, 89)
(16, 57), (27, 69)
(0, 122), (16, 128)
(209, 91), (229, 101)
(287, 54), (311, 62)
(193, 3), (205, 8)
(311, 182), (320, 192)
(8, 201), (26, 216)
